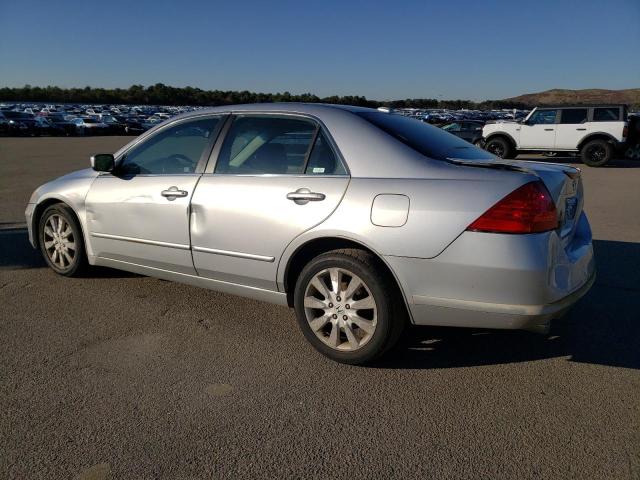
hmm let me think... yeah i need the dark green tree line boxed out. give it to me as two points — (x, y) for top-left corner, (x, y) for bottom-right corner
(0, 83), (528, 110)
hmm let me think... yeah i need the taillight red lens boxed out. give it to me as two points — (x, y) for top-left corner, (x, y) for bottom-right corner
(467, 181), (558, 234)
(623, 125), (628, 138)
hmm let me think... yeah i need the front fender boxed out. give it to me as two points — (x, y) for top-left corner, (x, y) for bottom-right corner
(28, 168), (98, 256)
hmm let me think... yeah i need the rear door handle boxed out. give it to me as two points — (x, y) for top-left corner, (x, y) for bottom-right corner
(161, 186), (188, 200)
(576, 128), (587, 131)
(544, 128), (555, 131)
(287, 188), (326, 205)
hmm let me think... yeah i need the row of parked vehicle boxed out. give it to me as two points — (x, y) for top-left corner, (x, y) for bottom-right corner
(0, 103), (198, 137)
(387, 107), (530, 124)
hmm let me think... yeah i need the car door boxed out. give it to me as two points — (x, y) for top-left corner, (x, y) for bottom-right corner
(554, 108), (589, 150)
(85, 115), (225, 274)
(519, 109), (558, 149)
(190, 114), (350, 290)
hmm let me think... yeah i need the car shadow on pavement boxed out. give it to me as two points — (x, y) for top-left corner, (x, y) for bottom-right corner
(3, 228), (638, 370)
(377, 239), (640, 371)
(0, 228), (138, 278)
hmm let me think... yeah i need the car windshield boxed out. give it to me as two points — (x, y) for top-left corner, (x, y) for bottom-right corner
(355, 112), (494, 161)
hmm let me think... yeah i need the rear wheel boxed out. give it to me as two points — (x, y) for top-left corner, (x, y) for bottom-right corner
(485, 137), (515, 159)
(38, 204), (87, 276)
(581, 139), (612, 167)
(294, 249), (405, 365)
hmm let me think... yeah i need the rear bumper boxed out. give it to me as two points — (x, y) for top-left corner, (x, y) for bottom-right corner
(410, 271), (595, 333)
(387, 212), (595, 333)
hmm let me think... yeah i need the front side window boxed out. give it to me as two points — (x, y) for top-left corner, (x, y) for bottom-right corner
(593, 107), (620, 121)
(119, 117), (220, 175)
(560, 109), (588, 124)
(215, 116), (316, 174)
(528, 109), (558, 125)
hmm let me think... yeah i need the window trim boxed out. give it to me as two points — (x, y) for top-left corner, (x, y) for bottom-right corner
(203, 112), (350, 177)
(112, 113), (229, 177)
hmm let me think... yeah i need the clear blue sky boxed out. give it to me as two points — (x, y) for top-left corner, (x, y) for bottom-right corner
(1, 0), (638, 100)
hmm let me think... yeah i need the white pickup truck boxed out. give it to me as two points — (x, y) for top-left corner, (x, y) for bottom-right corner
(482, 105), (629, 166)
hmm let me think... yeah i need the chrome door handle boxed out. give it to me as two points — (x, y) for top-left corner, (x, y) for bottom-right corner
(161, 186), (188, 200)
(287, 188), (326, 205)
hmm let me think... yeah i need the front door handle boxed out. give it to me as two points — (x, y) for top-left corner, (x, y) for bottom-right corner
(161, 186), (188, 200)
(287, 188), (326, 205)
(544, 128), (555, 131)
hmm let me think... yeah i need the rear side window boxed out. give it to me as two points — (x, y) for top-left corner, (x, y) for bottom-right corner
(356, 112), (493, 161)
(305, 132), (346, 175)
(593, 107), (620, 121)
(560, 109), (588, 124)
(215, 116), (316, 174)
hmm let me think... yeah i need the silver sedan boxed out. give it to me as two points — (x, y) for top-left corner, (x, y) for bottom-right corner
(25, 104), (595, 364)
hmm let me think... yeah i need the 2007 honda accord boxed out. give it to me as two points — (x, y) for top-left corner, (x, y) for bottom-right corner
(25, 104), (595, 364)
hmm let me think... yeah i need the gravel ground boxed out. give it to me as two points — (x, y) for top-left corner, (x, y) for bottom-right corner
(1, 137), (639, 479)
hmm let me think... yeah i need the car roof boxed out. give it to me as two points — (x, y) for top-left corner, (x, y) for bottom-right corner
(177, 102), (376, 116)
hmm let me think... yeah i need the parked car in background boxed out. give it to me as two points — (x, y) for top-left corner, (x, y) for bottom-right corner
(47, 113), (77, 136)
(0, 112), (9, 134)
(120, 117), (147, 135)
(482, 105), (629, 166)
(72, 117), (109, 135)
(440, 120), (485, 145)
(25, 103), (595, 364)
(2, 111), (38, 135)
(99, 114), (126, 134)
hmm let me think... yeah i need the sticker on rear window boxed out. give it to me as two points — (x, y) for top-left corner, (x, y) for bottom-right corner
(312, 167), (325, 173)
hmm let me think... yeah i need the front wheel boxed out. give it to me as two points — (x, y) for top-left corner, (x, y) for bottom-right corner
(581, 139), (613, 167)
(38, 204), (87, 276)
(294, 249), (405, 364)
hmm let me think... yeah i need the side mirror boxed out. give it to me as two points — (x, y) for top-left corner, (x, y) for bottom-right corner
(91, 153), (115, 172)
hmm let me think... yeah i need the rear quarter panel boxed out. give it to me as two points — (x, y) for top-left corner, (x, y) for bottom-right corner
(277, 166), (537, 287)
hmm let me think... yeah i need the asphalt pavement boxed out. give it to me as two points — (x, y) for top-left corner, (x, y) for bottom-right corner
(1, 137), (639, 479)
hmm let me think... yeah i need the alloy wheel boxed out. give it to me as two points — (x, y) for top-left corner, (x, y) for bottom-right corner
(303, 267), (377, 351)
(43, 214), (76, 269)
(587, 145), (606, 162)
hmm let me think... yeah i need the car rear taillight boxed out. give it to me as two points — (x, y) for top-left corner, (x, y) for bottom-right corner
(623, 125), (628, 138)
(467, 181), (558, 234)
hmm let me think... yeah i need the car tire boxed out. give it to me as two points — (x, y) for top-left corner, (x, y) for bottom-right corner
(581, 139), (613, 167)
(485, 137), (515, 159)
(294, 248), (406, 365)
(38, 203), (88, 277)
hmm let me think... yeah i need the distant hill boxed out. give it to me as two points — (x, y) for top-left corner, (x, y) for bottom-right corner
(503, 88), (640, 107)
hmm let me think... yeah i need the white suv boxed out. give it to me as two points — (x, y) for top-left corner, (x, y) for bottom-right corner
(482, 105), (629, 166)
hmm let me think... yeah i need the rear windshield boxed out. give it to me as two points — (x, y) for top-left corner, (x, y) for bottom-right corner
(355, 111), (494, 161)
